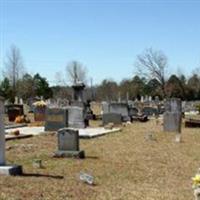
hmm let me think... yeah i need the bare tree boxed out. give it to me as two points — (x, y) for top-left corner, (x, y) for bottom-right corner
(55, 71), (66, 86)
(66, 61), (87, 85)
(4, 45), (25, 93)
(135, 48), (168, 97)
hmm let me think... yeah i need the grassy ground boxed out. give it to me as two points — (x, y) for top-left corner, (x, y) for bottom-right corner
(1, 120), (200, 200)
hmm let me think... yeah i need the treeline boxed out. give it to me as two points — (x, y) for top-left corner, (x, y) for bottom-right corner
(1, 45), (200, 103)
(0, 72), (200, 103)
(92, 73), (200, 101)
(0, 73), (53, 103)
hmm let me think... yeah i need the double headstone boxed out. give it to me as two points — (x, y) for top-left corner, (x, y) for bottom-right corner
(163, 98), (182, 133)
(0, 97), (22, 175)
(45, 106), (86, 131)
(108, 102), (130, 122)
(102, 102), (130, 124)
(54, 128), (85, 158)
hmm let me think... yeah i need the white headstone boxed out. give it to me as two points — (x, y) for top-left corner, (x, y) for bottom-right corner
(141, 96), (144, 103)
(19, 98), (23, 105)
(14, 96), (18, 104)
(0, 97), (5, 165)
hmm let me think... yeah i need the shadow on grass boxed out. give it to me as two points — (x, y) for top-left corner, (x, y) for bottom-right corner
(21, 173), (64, 179)
(85, 156), (99, 160)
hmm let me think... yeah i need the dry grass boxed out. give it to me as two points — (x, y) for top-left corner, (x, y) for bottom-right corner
(1, 120), (200, 200)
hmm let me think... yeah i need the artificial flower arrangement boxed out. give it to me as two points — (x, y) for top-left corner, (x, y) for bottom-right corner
(33, 100), (46, 107)
(192, 174), (200, 189)
(192, 169), (200, 200)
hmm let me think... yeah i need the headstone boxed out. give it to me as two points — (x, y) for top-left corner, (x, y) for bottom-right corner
(102, 113), (122, 125)
(33, 101), (46, 121)
(144, 95), (148, 102)
(155, 96), (160, 105)
(45, 107), (68, 131)
(142, 106), (158, 116)
(102, 102), (109, 114)
(128, 107), (138, 117)
(126, 92), (129, 102)
(185, 119), (200, 128)
(0, 97), (22, 175)
(14, 96), (18, 104)
(109, 103), (130, 122)
(67, 106), (86, 129)
(141, 96), (144, 103)
(19, 98), (23, 105)
(163, 98), (182, 133)
(5, 104), (24, 122)
(54, 128), (85, 158)
(0, 98), (5, 165)
(118, 92), (121, 103)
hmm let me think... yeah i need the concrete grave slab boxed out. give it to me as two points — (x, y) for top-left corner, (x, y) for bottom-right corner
(5, 126), (45, 136)
(5, 126), (121, 139)
(79, 127), (121, 138)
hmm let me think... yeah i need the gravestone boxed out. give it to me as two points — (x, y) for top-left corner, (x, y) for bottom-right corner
(67, 106), (86, 128)
(102, 102), (109, 114)
(14, 96), (19, 104)
(54, 128), (85, 158)
(45, 107), (68, 131)
(102, 113), (122, 125)
(154, 96), (160, 106)
(109, 103), (130, 122)
(128, 107), (138, 117)
(163, 98), (182, 133)
(19, 98), (23, 105)
(142, 107), (158, 116)
(33, 101), (46, 121)
(5, 104), (24, 122)
(185, 118), (200, 128)
(0, 97), (22, 175)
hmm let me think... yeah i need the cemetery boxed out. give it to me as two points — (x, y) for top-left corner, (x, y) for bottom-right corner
(1, 1), (200, 199)
(0, 62), (200, 199)
(0, 90), (200, 199)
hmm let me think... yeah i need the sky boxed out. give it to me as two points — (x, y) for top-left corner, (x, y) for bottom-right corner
(0, 0), (200, 86)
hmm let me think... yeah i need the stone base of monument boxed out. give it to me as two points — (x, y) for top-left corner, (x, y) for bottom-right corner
(0, 165), (22, 175)
(54, 150), (85, 159)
